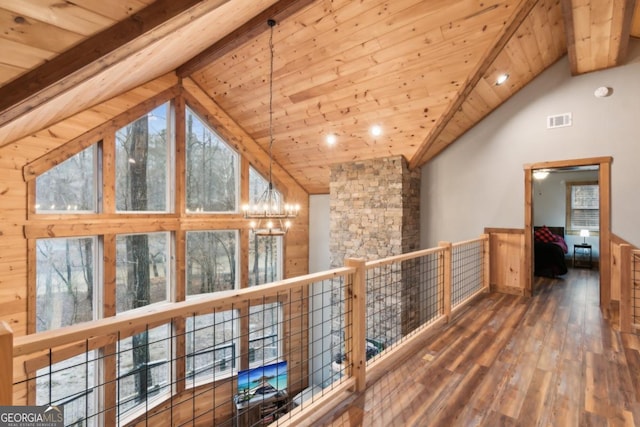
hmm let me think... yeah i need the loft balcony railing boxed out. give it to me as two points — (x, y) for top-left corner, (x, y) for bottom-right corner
(618, 245), (640, 333)
(0, 235), (489, 426)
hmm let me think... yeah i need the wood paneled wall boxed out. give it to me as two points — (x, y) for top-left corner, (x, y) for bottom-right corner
(610, 233), (636, 303)
(0, 74), (310, 417)
(485, 228), (526, 296)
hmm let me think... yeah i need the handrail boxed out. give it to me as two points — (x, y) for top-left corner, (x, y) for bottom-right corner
(451, 235), (488, 248)
(364, 246), (443, 269)
(7, 235), (491, 425)
(14, 266), (354, 357)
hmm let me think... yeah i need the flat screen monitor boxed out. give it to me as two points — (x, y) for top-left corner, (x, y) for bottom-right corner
(236, 361), (287, 403)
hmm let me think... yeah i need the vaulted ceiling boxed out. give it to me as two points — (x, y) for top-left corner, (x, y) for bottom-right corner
(0, 0), (637, 194)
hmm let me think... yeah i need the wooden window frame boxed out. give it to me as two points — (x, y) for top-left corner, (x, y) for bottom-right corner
(565, 180), (600, 236)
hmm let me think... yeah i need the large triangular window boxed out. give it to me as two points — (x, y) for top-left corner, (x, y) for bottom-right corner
(36, 145), (97, 213)
(185, 106), (238, 213)
(116, 103), (172, 212)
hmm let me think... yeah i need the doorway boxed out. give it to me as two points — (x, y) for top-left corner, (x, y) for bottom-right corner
(524, 157), (612, 309)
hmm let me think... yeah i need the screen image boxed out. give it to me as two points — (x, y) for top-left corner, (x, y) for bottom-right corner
(237, 361), (287, 401)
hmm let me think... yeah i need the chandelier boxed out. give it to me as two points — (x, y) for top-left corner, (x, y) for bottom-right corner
(242, 19), (299, 236)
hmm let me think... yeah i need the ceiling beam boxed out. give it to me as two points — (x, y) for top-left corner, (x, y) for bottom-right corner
(0, 0), (232, 129)
(632, 1), (640, 37)
(177, 0), (316, 78)
(562, 0), (636, 76)
(409, 0), (540, 169)
(612, 0), (636, 66)
(560, 0), (579, 75)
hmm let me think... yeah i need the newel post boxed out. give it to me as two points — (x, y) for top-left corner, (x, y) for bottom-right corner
(620, 244), (632, 333)
(482, 234), (491, 293)
(0, 321), (13, 405)
(345, 258), (367, 392)
(439, 242), (452, 321)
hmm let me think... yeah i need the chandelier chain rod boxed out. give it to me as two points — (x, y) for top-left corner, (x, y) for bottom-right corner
(242, 19), (298, 235)
(268, 20), (274, 188)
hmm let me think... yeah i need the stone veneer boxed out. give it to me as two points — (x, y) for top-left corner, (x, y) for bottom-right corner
(329, 156), (420, 356)
(329, 156), (420, 264)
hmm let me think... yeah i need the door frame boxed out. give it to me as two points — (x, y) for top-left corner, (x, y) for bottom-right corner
(524, 156), (612, 307)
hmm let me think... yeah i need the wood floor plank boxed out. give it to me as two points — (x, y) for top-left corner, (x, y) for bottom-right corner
(323, 269), (640, 427)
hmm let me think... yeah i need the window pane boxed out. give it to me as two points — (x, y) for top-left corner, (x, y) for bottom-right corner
(186, 231), (237, 296)
(248, 166), (284, 209)
(249, 304), (281, 367)
(185, 107), (238, 212)
(571, 209), (599, 230)
(117, 325), (171, 419)
(116, 103), (170, 212)
(36, 237), (96, 332)
(116, 233), (169, 313)
(571, 184), (598, 209)
(36, 145), (96, 213)
(248, 167), (283, 286)
(37, 352), (97, 426)
(249, 234), (282, 286)
(185, 311), (238, 384)
(569, 183), (599, 231)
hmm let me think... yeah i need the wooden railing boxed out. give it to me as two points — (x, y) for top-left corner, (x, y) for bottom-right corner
(3, 235), (490, 426)
(618, 244), (640, 333)
(609, 229), (640, 333)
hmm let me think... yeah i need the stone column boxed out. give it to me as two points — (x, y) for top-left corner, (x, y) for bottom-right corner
(329, 156), (420, 358)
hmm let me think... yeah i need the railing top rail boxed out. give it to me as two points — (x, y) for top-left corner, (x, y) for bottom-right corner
(13, 266), (354, 357)
(364, 246), (443, 269)
(451, 235), (488, 248)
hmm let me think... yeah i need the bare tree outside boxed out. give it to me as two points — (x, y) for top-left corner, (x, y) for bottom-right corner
(185, 107), (237, 212)
(114, 105), (171, 406)
(115, 104), (169, 212)
(36, 145), (96, 212)
(36, 237), (96, 332)
(32, 101), (289, 423)
(186, 231), (237, 296)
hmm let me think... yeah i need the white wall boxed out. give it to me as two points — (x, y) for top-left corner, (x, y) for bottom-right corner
(308, 194), (333, 387)
(309, 195), (331, 273)
(420, 39), (640, 248)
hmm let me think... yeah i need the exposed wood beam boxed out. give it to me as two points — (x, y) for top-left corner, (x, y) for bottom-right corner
(409, 0), (540, 169)
(633, 1), (640, 37)
(177, 0), (316, 78)
(560, 0), (579, 75)
(614, 0), (637, 65)
(0, 0), (231, 129)
(562, 0), (636, 76)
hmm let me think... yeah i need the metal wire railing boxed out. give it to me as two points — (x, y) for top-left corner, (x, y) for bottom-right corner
(364, 248), (444, 364)
(3, 235), (490, 426)
(451, 238), (486, 308)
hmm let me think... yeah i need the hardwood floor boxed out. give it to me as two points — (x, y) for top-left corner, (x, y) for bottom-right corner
(319, 268), (640, 426)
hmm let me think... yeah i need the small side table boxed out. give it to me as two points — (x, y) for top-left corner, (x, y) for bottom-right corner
(573, 244), (592, 268)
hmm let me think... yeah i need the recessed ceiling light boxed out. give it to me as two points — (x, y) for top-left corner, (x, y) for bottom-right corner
(370, 125), (382, 137)
(326, 134), (337, 145)
(495, 73), (509, 86)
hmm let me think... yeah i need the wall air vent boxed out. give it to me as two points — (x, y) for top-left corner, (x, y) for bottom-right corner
(547, 113), (572, 129)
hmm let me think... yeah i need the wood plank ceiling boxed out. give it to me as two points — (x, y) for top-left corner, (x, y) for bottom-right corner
(0, 0), (637, 194)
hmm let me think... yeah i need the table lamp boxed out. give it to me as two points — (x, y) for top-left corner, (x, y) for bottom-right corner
(580, 229), (590, 244)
